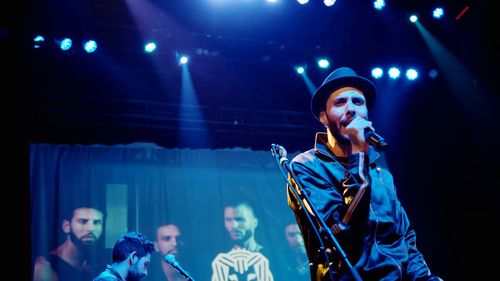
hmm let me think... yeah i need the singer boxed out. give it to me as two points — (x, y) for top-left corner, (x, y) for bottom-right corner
(286, 67), (443, 281)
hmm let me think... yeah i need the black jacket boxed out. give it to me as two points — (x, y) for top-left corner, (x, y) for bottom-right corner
(287, 132), (441, 281)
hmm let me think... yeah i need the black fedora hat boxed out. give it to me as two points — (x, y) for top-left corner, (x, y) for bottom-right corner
(311, 66), (376, 120)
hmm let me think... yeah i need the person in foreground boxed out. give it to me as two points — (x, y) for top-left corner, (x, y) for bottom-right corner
(287, 66), (443, 281)
(92, 231), (155, 281)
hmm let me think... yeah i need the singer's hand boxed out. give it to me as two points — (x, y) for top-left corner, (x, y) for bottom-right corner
(344, 116), (373, 152)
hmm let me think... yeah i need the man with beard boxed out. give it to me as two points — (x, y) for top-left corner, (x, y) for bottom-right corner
(92, 231), (155, 281)
(286, 66), (443, 281)
(153, 224), (187, 281)
(33, 204), (105, 281)
(211, 201), (275, 281)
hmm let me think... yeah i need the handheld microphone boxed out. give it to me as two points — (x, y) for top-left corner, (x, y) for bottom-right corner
(365, 129), (389, 151)
(271, 144), (289, 165)
(164, 254), (196, 281)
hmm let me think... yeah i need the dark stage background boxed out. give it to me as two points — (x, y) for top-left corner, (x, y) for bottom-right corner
(9, 0), (499, 280)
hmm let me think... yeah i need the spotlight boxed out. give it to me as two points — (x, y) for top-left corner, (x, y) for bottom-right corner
(83, 40), (97, 53)
(373, 0), (385, 11)
(432, 7), (444, 19)
(33, 35), (45, 49)
(388, 67), (401, 79)
(144, 42), (157, 53)
(405, 68), (418, 80)
(295, 66), (305, 74)
(371, 67), (383, 79)
(324, 0), (336, 7)
(317, 59), (330, 69)
(409, 14), (418, 23)
(179, 55), (189, 64)
(57, 37), (73, 51)
(297, 0), (309, 4)
(428, 69), (439, 79)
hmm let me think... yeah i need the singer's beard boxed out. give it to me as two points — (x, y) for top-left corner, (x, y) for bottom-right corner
(327, 121), (351, 146)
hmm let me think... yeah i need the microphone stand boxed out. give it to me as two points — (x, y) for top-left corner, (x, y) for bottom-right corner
(271, 144), (362, 281)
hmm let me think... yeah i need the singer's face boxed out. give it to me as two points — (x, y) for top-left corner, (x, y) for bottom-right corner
(65, 207), (104, 248)
(320, 87), (368, 144)
(156, 224), (183, 257)
(224, 205), (257, 242)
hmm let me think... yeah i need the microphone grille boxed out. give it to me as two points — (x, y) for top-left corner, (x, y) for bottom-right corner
(165, 254), (176, 264)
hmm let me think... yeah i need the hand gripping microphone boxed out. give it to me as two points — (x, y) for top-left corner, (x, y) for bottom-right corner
(164, 254), (196, 281)
(365, 129), (389, 151)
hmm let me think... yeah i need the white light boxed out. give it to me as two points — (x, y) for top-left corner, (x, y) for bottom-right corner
(317, 59), (330, 69)
(144, 42), (157, 53)
(179, 56), (189, 64)
(433, 7), (444, 19)
(297, 0), (309, 4)
(324, 0), (336, 7)
(296, 66), (305, 74)
(406, 68), (418, 80)
(373, 0), (385, 10)
(409, 14), (418, 23)
(371, 67), (383, 79)
(388, 67), (400, 79)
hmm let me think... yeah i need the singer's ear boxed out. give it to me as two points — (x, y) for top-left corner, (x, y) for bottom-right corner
(319, 111), (328, 127)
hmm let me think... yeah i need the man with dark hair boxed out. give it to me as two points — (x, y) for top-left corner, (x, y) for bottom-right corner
(211, 200), (275, 281)
(92, 231), (155, 281)
(154, 223), (186, 281)
(33, 204), (105, 281)
(287, 66), (443, 281)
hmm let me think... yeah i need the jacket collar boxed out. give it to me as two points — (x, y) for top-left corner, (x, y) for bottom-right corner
(313, 132), (380, 164)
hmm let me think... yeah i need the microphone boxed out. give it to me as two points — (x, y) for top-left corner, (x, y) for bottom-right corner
(164, 254), (196, 281)
(365, 129), (389, 151)
(271, 144), (289, 165)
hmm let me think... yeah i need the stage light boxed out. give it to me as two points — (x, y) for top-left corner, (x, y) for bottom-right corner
(295, 66), (305, 74)
(409, 14), (418, 23)
(33, 35), (45, 49)
(144, 42), (157, 53)
(405, 68), (418, 80)
(317, 59), (330, 69)
(57, 37), (73, 51)
(83, 40), (97, 53)
(371, 67), (383, 79)
(373, 0), (385, 11)
(324, 0), (336, 7)
(297, 0), (309, 4)
(433, 7), (444, 19)
(179, 55), (189, 64)
(388, 67), (400, 79)
(429, 69), (439, 79)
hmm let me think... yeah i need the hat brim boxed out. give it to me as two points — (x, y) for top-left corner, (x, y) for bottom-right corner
(311, 76), (376, 120)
